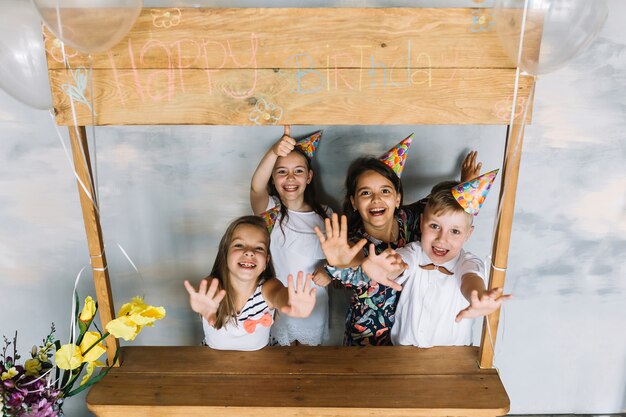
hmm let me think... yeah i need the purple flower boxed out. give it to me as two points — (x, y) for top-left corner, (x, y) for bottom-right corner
(8, 389), (26, 407)
(24, 397), (60, 417)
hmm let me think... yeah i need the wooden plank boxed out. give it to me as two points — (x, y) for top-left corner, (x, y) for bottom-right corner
(67, 126), (119, 365)
(87, 375), (508, 415)
(87, 346), (509, 417)
(49, 68), (533, 125)
(45, 8), (515, 71)
(478, 82), (534, 368)
(116, 346), (495, 376)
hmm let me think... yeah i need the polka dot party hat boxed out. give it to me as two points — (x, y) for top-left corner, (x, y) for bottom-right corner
(295, 131), (322, 158)
(451, 169), (499, 215)
(378, 133), (414, 177)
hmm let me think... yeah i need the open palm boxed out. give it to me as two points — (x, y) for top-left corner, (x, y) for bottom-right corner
(184, 278), (226, 326)
(281, 272), (317, 318)
(314, 213), (366, 267)
(455, 287), (512, 322)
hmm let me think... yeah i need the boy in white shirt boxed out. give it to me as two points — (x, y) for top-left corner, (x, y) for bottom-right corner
(317, 172), (511, 347)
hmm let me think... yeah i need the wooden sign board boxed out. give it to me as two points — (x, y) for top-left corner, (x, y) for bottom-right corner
(45, 8), (535, 126)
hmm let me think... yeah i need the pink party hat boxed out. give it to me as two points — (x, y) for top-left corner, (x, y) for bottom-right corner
(295, 131), (322, 158)
(259, 206), (281, 234)
(378, 134), (414, 177)
(451, 169), (499, 215)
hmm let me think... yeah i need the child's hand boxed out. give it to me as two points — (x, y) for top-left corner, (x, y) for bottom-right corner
(184, 278), (226, 326)
(272, 125), (296, 157)
(362, 245), (407, 291)
(455, 287), (512, 322)
(314, 213), (367, 267)
(312, 266), (332, 287)
(282, 271), (317, 318)
(460, 150), (482, 182)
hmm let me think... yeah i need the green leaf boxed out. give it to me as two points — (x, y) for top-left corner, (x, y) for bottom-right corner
(74, 291), (80, 323)
(65, 348), (120, 397)
(61, 362), (87, 396)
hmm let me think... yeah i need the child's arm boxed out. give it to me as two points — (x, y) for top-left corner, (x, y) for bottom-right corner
(460, 150), (483, 182)
(250, 125), (296, 214)
(325, 244), (406, 291)
(184, 278), (226, 326)
(361, 246), (407, 290)
(262, 272), (317, 318)
(454, 274), (512, 323)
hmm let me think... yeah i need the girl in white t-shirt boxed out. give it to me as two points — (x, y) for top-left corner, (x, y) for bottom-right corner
(184, 215), (316, 351)
(250, 126), (331, 346)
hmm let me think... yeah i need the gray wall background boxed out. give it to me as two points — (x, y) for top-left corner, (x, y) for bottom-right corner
(0, 1), (624, 416)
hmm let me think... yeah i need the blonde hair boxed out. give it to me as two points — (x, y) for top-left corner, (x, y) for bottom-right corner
(425, 180), (473, 225)
(209, 216), (275, 329)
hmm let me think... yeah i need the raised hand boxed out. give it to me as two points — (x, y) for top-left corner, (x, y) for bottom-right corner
(272, 125), (296, 157)
(314, 213), (367, 267)
(455, 287), (512, 322)
(281, 271), (317, 318)
(184, 278), (226, 326)
(361, 245), (407, 291)
(461, 150), (483, 182)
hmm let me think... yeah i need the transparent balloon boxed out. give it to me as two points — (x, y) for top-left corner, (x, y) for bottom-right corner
(33, 0), (143, 54)
(494, 0), (608, 75)
(0, 0), (53, 109)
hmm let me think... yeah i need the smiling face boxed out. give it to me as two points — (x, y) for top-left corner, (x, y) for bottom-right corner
(271, 151), (313, 208)
(419, 207), (473, 264)
(226, 223), (269, 283)
(350, 169), (401, 232)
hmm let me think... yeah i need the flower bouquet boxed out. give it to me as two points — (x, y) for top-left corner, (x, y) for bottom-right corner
(0, 295), (165, 416)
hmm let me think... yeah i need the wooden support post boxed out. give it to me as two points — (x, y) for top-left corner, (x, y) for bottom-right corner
(478, 120), (527, 369)
(68, 125), (119, 366)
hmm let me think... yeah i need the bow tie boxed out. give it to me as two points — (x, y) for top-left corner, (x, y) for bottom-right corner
(419, 263), (454, 276)
(243, 312), (273, 334)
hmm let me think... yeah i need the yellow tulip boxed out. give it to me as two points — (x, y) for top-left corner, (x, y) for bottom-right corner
(108, 297), (166, 340)
(79, 296), (96, 322)
(55, 344), (83, 370)
(79, 331), (106, 363)
(106, 316), (140, 341)
(80, 360), (105, 386)
(128, 305), (166, 327)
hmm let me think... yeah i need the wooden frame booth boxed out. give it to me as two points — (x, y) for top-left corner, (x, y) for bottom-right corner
(46, 7), (535, 417)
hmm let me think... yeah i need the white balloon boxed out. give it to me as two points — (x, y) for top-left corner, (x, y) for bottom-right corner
(33, 0), (143, 54)
(0, 0), (53, 110)
(494, 0), (608, 75)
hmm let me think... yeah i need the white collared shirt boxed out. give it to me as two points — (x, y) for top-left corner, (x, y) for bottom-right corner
(391, 241), (485, 348)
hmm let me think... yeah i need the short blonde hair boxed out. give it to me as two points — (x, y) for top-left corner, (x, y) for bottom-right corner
(425, 180), (473, 225)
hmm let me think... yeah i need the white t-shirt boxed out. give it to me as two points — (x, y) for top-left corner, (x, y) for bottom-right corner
(391, 241), (485, 348)
(267, 198), (331, 346)
(203, 280), (274, 351)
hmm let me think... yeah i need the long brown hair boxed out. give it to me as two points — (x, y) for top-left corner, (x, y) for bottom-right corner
(209, 215), (276, 329)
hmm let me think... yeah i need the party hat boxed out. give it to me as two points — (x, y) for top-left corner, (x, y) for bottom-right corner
(378, 133), (414, 177)
(451, 169), (499, 215)
(295, 131), (322, 158)
(259, 206), (281, 234)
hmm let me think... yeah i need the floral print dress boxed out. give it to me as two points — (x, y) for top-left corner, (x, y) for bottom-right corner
(327, 199), (426, 346)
